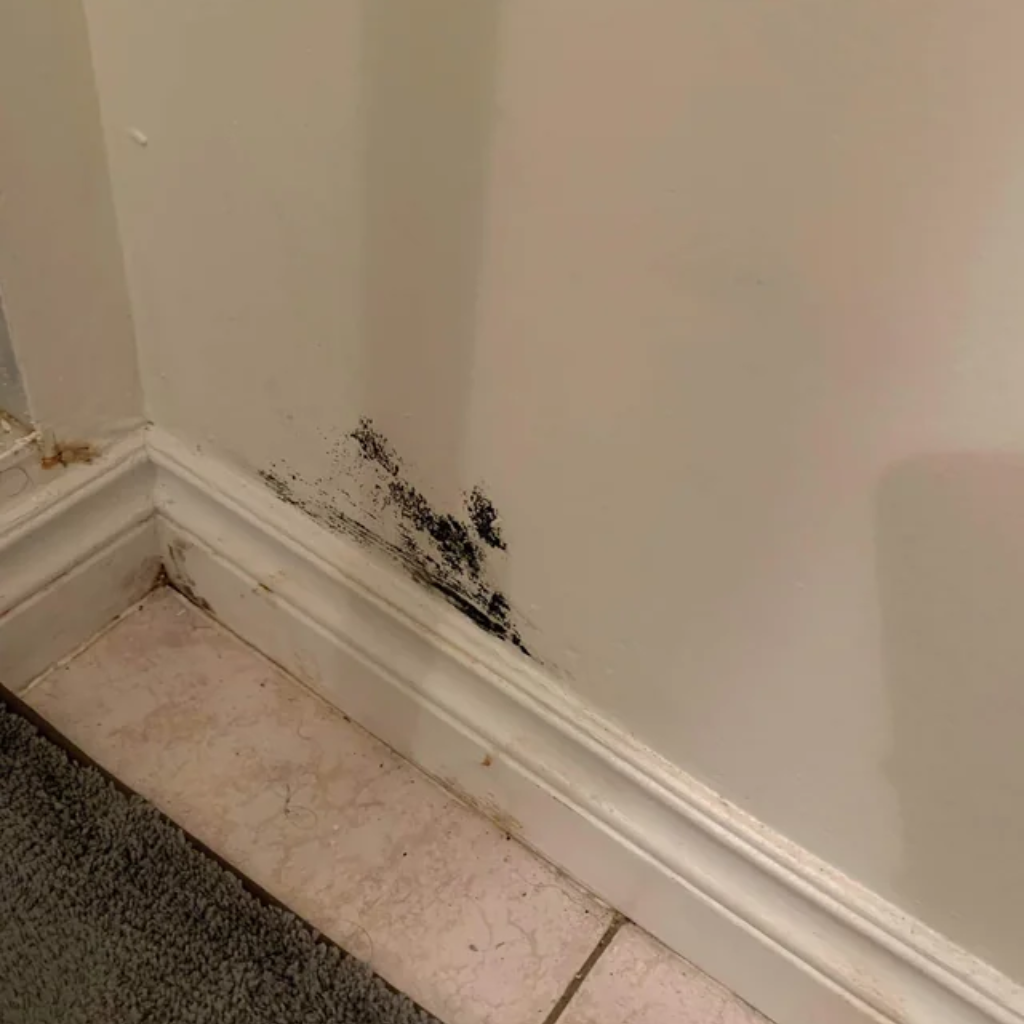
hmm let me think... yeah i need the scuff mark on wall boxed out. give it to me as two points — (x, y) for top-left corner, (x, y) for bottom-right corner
(259, 418), (529, 655)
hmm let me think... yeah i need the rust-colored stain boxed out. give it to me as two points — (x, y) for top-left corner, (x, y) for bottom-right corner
(41, 440), (99, 469)
(481, 754), (493, 768)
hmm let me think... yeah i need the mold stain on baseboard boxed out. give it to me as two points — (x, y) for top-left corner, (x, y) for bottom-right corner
(164, 538), (214, 614)
(259, 418), (530, 656)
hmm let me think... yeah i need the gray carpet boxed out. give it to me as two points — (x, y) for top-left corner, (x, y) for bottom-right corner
(0, 697), (439, 1024)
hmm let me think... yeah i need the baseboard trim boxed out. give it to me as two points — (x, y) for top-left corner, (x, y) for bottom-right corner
(149, 427), (1024, 1024)
(0, 431), (160, 690)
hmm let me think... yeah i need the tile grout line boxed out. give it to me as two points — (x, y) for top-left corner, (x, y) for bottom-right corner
(540, 913), (624, 1024)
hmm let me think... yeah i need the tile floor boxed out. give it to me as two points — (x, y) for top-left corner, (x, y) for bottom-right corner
(24, 588), (766, 1024)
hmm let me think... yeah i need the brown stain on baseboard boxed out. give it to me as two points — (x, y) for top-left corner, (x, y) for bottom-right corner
(164, 538), (214, 614)
(40, 439), (99, 469)
(440, 775), (523, 838)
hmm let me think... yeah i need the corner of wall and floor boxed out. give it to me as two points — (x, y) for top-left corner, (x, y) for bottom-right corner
(2, 426), (1022, 1024)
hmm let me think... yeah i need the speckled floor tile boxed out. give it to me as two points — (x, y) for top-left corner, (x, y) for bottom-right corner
(25, 588), (612, 1024)
(560, 924), (766, 1024)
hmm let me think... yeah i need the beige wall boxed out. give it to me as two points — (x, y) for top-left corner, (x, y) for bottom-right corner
(0, 0), (141, 441)
(84, 0), (1024, 980)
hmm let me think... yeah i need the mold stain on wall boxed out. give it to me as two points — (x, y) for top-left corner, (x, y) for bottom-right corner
(259, 418), (529, 655)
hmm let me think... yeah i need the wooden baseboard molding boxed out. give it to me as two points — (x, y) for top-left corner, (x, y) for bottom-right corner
(0, 430), (160, 690)
(149, 426), (1024, 1024)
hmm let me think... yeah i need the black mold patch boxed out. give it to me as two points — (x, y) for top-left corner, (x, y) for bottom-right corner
(387, 479), (483, 577)
(467, 486), (506, 551)
(258, 425), (530, 657)
(259, 468), (380, 549)
(351, 417), (400, 476)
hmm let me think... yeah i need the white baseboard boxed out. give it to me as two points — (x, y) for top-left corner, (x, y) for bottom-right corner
(149, 426), (1024, 1024)
(0, 430), (160, 691)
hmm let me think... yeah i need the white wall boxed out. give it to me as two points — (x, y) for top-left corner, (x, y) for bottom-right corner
(84, 0), (1024, 982)
(0, 0), (141, 442)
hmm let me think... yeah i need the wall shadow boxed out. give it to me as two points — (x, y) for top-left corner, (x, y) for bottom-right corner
(352, 0), (508, 639)
(357, 0), (502, 497)
(0, 291), (30, 424)
(876, 453), (1024, 979)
